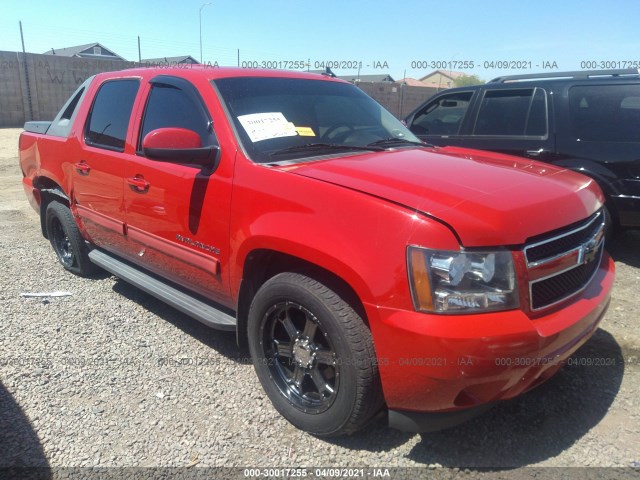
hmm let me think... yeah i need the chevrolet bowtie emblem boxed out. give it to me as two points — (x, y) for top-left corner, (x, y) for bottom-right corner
(577, 237), (600, 265)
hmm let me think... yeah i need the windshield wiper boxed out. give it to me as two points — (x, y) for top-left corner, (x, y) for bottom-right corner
(270, 142), (385, 158)
(367, 138), (430, 148)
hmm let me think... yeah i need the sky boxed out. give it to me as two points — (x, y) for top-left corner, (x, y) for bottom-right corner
(1, 0), (639, 81)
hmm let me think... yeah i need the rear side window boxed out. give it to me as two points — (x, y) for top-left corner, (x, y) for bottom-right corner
(61, 87), (84, 121)
(410, 91), (473, 136)
(85, 79), (140, 151)
(474, 88), (548, 137)
(47, 76), (93, 139)
(569, 84), (640, 142)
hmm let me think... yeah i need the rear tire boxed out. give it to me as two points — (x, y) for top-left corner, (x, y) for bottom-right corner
(247, 272), (383, 436)
(45, 201), (97, 277)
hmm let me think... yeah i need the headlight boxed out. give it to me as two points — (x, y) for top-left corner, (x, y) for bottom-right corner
(407, 246), (518, 314)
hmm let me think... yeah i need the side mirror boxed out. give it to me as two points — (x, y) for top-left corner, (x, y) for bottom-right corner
(142, 127), (219, 169)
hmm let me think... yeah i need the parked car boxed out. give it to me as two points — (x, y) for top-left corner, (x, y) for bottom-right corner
(405, 69), (640, 230)
(19, 67), (613, 436)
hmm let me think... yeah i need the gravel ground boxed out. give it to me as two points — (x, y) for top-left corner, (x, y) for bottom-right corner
(1, 127), (639, 475)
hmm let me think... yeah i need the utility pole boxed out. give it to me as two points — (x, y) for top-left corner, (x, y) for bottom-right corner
(138, 36), (141, 63)
(19, 21), (34, 121)
(199, 2), (213, 64)
(399, 69), (406, 118)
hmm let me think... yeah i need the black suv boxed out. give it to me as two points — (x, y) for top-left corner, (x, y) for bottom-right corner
(404, 69), (640, 229)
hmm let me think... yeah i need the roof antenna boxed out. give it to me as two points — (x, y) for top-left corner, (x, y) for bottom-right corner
(321, 67), (335, 78)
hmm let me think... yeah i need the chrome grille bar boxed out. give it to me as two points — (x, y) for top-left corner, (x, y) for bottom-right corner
(526, 210), (605, 311)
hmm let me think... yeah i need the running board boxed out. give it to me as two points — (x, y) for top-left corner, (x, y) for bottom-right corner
(88, 249), (236, 331)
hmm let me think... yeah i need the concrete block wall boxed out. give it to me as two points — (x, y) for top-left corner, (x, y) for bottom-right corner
(0, 53), (28, 128)
(0, 50), (135, 127)
(0, 49), (439, 127)
(355, 82), (440, 118)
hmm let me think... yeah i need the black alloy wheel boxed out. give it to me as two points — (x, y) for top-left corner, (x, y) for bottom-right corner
(50, 215), (74, 268)
(262, 301), (339, 414)
(45, 201), (97, 276)
(248, 272), (383, 436)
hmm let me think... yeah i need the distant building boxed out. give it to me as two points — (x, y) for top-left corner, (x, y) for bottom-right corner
(397, 77), (432, 87)
(419, 70), (466, 89)
(339, 74), (395, 83)
(142, 55), (199, 65)
(44, 43), (126, 61)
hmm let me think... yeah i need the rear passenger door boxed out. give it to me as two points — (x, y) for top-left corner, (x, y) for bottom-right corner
(556, 83), (640, 227)
(462, 87), (556, 161)
(74, 78), (140, 253)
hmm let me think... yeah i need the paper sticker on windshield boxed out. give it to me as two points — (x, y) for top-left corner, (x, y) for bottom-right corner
(238, 112), (297, 142)
(295, 126), (316, 137)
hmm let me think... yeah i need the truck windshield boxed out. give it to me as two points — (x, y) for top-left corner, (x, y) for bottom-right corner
(212, 76), (422, 163)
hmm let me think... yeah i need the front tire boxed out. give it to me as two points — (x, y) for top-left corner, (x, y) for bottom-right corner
(248, 272), (383, 436)
(45, 201), (96, 277)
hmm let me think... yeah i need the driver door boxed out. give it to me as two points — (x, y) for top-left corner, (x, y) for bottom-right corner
(407, 90), (476, 145)
(123, 75), (233, 303)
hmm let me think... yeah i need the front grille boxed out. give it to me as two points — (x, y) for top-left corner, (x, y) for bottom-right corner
(530, 257), (601, 310)
(525, 210), (605, 311)
(525, 211), (603, 264)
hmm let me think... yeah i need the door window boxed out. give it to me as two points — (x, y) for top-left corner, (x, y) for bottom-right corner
(85, 79), (140, 151)
(139, 82), (214, 149)
(569, 84), (640, 142)
(473, 88), (548, 137)
(410, 91), (473, 135)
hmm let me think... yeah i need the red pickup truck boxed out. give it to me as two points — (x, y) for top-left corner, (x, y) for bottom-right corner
(19, 67), (614, 436)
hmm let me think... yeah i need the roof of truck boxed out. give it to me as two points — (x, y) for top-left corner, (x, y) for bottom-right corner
(101, 66), (349, 83)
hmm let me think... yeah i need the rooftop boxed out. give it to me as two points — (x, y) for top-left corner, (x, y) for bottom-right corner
(43, 42), (126, 61)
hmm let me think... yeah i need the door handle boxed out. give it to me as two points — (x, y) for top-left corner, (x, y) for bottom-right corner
(526, 149), (545, 157)
(127, 175), (150, 193)
(74, 161), (91, 175)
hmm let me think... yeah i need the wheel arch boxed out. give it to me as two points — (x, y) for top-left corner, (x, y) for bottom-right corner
(236, 248), (370, 351)
(552, 158), (621, 225)
(34, 177), (69, 239)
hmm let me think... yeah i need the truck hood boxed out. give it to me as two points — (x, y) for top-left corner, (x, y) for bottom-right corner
(286, 146), (604, 246)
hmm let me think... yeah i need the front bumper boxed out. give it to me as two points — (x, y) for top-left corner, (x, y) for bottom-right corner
(388, 402), (497, 432)
(365, 252), (614, 423)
